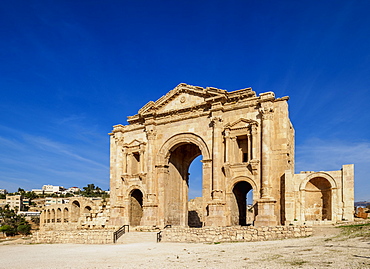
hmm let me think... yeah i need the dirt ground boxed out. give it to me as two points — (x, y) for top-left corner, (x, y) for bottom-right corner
(0, 225), (369, 269)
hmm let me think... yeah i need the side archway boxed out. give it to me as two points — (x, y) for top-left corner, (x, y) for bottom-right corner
(228, 176), (257, 226)
(129, 189), (143, 226)
(300, 173), (337, 222)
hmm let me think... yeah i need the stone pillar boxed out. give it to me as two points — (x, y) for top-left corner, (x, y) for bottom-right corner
(205, 114), (226, 227)
(342, 164), (354, 221)
(247, 133), (252, 162)
(127, 153), (132, 175)
(108, 125), (126, 227)
(230, 137), (237, 164)
(145, 126), (157, 201)
(260, 107), (273, 199)
(139, 148), (145, 174)
(203, 158), (225, 227)
(224, 129), (230, 163)
(122, 147), (127, 175)
(211, 116), (223, 200)
(140, 125), (158, 226)
(254, 104), (278, 226)
(156, 164), (169, 227)
(251, 124), (258, 160)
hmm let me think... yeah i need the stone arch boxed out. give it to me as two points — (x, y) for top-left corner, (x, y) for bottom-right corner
(51, 209), (56, 223)
(46, 209), (50, 223)
(228, 176), (258, 194)
(157, 133), (210, 227)
(300, 172), (336, 222)
(126, 185), (146, 201)
(157, 133), (211, 163)
(56, 208), (62, 223)
(129, 188), (143, 226)
(84, 206), (92, 214)
(228, 176), (257, 226)
(70, 200), (80, 223)
(299, 172), (337, 191)
(63, 207), (69, 223)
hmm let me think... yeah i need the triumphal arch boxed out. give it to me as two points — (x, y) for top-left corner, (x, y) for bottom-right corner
(108, 83), (354, 228)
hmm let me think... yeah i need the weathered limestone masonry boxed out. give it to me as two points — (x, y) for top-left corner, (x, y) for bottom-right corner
(32, 229), (114, 244)
(39, 197), (110, 230)
(161, 226), (312, 243)
(109, 83), (354, 228)
(32, 197), (112, 244)
(34, 83), (354, 244)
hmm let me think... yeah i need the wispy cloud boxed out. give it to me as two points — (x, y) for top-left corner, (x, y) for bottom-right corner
(0, 121), (109, 192)
(22, 134), (107, 169)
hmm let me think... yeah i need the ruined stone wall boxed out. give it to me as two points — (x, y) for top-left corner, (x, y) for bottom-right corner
(284, 164), (354, 225)
(40, 197), (111, 231)
(31, 229), (114, 244)
(188, 197), (204, 227)
(161, 226), (312, 243)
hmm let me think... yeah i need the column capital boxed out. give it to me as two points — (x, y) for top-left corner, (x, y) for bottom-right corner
(259, 104), (274, 121)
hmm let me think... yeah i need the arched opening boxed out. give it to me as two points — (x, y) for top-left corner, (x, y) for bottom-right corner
(305, 177), (332, 221)
(51, 209), (55, 223)
(56, 208), (62, 223)
(188, 155), (203, 228)
(84, 206), (92, 214)
(165, 142), (203, 227)
(71, 201), (80, 223)
(129, 189), (143, 226)
(46, 209), (50, 223)
(63, 208), (69, 223)
(231, 181), (253, 226)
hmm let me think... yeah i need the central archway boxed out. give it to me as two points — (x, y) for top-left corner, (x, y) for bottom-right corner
(158, 133), (210, 227)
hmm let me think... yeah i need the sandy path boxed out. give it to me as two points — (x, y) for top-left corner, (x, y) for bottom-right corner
(0, 227), (369, 269)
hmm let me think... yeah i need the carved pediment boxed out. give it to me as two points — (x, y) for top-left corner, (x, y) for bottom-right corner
(127, 84), (258, 124)
(124, 139), (146, 148)
(226, 118), (258, 131)
(138, 83), (227, 116)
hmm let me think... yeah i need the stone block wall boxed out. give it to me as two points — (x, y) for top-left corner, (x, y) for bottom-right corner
(31, 229), (114, 244)
(161, 226), (312, 243)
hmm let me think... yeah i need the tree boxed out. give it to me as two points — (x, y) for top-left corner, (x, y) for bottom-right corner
(80, 184), (108, 198)
(0, 205), (31, 236)
(17, 224), (31, 235)
(0, 225), (16, 237)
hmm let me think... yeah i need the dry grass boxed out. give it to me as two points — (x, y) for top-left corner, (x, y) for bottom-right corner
(337, 222), (370, 239)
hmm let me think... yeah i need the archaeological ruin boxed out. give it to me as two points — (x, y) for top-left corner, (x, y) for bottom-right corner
(35, 83), (354, 243)
(108, 83), (354, 228)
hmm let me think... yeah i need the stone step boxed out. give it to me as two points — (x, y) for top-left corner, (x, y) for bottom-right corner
(115, 231), (158, 244)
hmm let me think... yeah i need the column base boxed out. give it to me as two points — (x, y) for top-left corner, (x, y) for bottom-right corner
(108, 206), (126, 227)
(205, 202), (226, 227)
(254, 198), (278, 227)
(141, 204), (158, 226)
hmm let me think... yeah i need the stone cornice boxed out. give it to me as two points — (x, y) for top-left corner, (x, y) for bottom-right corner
(122, 85), (290, 129)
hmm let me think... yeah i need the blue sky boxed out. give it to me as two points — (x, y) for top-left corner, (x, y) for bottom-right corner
(1, 1), (369, 201)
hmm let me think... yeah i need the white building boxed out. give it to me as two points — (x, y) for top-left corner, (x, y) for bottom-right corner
(32, 185), (66, 195)
(0, 189), (7, 195)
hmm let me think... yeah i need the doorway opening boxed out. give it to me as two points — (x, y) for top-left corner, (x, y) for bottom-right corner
(129, 189), (143, 226)
(231, 181), (254, 226)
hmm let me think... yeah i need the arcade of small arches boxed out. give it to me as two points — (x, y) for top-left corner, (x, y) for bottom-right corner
(40, 197), (109, 229)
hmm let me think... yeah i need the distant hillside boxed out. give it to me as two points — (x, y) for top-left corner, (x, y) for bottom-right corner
(355, 201), (370, 207)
